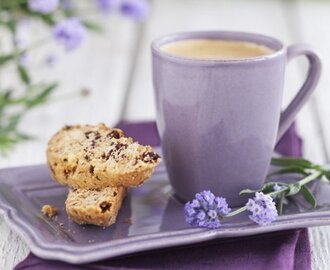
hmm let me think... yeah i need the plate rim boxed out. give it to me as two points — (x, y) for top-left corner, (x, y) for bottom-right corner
(1, 165), (330, 264)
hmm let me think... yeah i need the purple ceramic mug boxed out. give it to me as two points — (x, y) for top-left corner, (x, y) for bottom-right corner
(151, 31), (321, 206)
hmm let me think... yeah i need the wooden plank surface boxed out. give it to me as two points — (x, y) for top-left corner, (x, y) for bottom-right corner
(293, 0), (330, 163)
(289, 1), (330, 269)
(0, 15), (138, 270)
(1, 0), (330, 269)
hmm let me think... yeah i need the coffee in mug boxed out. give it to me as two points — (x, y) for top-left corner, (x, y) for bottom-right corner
(160, 39), (274, 60)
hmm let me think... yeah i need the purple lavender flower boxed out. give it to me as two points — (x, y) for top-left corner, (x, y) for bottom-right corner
(184, 190), (231, 229)
(53, 18), (86, 51)
(97, 0), (119, 13)
(119, 0), (148, 21)
(273, 184), (285, 191)
(246, 192), (278, 225)
(28, 0), (59, 14)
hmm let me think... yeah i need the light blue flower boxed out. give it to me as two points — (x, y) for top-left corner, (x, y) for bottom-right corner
(53, 18), (86, 51)
(45, 54), (57, 66)
(273, 183), (285, 191)
(184, 190), (231, 229)
(246, 192), (278, 225)
(119, 0), (148, 21)
(62, 0), (73, 11)
(96, 0), (119, 13)
(28, 0), (59, 14)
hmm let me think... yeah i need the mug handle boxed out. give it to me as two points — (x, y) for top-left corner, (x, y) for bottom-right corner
(276, 44), (322, 142)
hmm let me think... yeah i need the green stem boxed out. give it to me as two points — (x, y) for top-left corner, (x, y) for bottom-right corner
(266, 171), (322, 198)
(298, 171), (323, 186)
(225, 171), (322, 219)
(225, 206), (247, 217)
(0, 0), (28, 9)
(24, 37), (51, 51)
(267, 187), (288, 198)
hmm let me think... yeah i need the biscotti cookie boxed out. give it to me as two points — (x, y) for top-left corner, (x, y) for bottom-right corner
(66, 187), (126, 226)
(47, 123), (160, 189)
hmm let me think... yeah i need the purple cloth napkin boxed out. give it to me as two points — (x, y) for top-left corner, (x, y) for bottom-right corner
(15, 122), (311, 270)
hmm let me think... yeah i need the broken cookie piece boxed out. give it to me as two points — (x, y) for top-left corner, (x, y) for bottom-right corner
(65, 187), (126, 227)
(47, 123), (161, 189)
(41, 204), (57, 218)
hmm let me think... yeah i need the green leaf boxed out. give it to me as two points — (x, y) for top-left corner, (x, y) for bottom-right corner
(0, 135), (17, 156)
(40, 14), (56, 25)
(0, 131), (33, 156)
(83, 21), (103, 32)
(286, 183), (301, 196)
(271, 157), (314, 168)
(300, 185), (317, 208)
(0, 90), (12, 109)
(323, 170), (330, 182)
(6, 19), (16, 34)
(0, 54), (16, 66)
(26, 83), (58, 107)
(267, 166), (309, 177)
(17, 65), (31, 85)
(0, 114), (23, 134)
(15, 132), (34, 141)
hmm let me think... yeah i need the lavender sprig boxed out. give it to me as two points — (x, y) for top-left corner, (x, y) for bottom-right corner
(185, 190), (279, 228)
(184, 157), (329, 229)
(184, 191), (230, 229)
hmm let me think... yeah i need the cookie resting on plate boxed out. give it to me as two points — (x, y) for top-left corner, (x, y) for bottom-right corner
(65, 187), (126, 227)
(47, 123), (161, 189)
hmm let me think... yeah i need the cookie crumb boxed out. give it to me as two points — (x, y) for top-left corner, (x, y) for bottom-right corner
(41, 204), (57, 218)
(124, 217), (132, 225)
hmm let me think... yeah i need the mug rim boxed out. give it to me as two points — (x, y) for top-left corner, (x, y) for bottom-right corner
(151, 31), (285, 64)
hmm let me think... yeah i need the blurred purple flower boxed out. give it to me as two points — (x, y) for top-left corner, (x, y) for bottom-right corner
(14, 36), (25, 47)
(184, 190), (231, 229)
(246, 192), (278, 225)
(28, 0), (59, 14)
(119, 0), (148, 21)
(19, 52), (29, 66)
(53, 18), (86, 51)
(97, 0), (119, 13)
(45, 54), (57, 66)
(62, 0), (73, 11)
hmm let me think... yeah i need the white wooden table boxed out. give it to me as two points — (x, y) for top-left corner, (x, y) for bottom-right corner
(1, 0), (330, 269)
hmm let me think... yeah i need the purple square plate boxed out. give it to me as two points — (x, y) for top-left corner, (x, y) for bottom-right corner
(1, 155), (330, 264)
